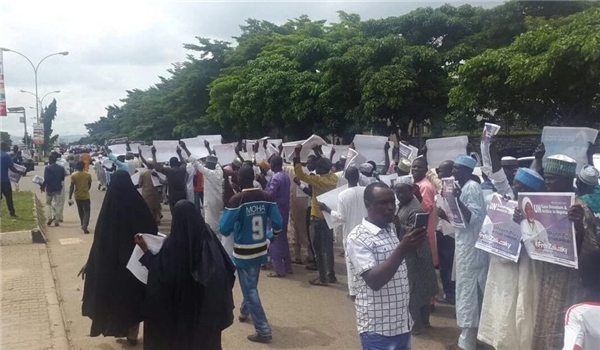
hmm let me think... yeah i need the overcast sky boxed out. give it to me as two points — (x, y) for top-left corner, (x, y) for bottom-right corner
(0, 1), (499, 138)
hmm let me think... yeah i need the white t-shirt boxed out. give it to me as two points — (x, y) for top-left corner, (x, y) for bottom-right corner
(563, 302), (600, 350)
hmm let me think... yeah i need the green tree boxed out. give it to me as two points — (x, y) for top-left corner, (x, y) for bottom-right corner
(42, 99), (57, 152)
(449, 8), (600, 128)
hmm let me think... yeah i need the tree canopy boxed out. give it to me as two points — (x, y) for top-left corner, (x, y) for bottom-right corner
(84, 1), (600, 144)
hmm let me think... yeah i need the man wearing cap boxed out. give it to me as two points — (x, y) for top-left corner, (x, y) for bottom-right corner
(528, 155), (599, 350)
(478, 167), (545, 350)
(501, 156), (519, 185)
(577, 165), (600, 211)
(396, 157), (412, 176)
(445, 154), (487, 350)
(358, 163), (378, 186)
(294, 144), (339, 286)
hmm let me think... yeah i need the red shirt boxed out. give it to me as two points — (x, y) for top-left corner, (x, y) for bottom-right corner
(194, 170), (204, 192)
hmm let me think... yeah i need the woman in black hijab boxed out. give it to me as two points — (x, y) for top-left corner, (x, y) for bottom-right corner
(134, 200), (236, 350)
(80, 170), (158, 344)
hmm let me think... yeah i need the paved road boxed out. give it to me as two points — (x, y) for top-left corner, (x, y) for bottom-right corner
(19, 167), (460, 350)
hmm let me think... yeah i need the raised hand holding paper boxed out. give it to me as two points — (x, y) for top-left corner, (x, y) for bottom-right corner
(480, 123), (500, 172)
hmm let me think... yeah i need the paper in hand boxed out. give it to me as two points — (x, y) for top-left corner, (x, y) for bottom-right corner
(126, 233), (166, 284)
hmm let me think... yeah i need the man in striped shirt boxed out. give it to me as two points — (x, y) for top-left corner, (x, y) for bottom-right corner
(219, 165), (283, 344)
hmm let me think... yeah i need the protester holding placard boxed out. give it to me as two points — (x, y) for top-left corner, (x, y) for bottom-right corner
(147, 146), (188, 215)
(0, 141), (26, 217)
(136, 153), (164, 225)
(318, 166), (366, 298)
(186, 144), (225, 235)
(293, 144), (338, 287)
(434, 160), (456, 305)
(477, 167), (545, 350)
(447, 155), (487, 350)
(520, 154), (599, 350)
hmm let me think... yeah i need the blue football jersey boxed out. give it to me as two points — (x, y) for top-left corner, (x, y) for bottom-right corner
(219, 188), (283, 268)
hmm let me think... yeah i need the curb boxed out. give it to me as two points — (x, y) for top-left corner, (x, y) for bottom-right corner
(0, 194), (46, 246)
(40, 244), (70, 350)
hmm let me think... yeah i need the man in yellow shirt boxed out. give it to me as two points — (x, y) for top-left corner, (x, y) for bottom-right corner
(293, 144), (338, 286)
(69, 161), (92, 234)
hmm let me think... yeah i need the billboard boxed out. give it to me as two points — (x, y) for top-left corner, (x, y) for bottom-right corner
(33, 123), (44, 145)
(0, 51), (6, 117)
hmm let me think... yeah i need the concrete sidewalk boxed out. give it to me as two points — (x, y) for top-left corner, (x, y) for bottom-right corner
(0, 244), (69, 350)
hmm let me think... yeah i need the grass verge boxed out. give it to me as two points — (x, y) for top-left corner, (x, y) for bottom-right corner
(1, 190), (36, 232)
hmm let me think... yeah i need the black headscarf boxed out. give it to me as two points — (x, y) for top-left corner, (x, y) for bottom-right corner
(143, 200), (235, 350)
(82, 170), (158, 337)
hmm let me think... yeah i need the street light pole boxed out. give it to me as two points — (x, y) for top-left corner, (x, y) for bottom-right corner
(20, 90), (60, 114)
(0, 48), (68, 123)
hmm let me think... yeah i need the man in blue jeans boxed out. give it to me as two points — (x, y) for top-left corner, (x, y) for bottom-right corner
(219, 165), (283, 344)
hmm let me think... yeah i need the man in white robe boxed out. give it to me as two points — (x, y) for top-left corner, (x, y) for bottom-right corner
(319, 166), (366, 297)
(477, 167), (545, 349)
(444, 155), (487, 350)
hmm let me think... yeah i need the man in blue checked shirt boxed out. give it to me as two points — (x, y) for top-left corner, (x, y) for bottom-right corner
(219, 165), (283, 344)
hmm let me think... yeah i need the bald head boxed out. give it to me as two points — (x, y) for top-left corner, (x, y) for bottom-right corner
(345, 166), (359, 186)
(438, 160), (454, 178)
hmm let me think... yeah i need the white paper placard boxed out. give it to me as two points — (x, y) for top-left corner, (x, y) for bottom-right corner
(426, 136), (469, 169)
(181, 137), (209, 159)
(199, 134), (222, 147)
(282, 140), (305, 160)
(316, 184), (348, 229)
(322, 144), (350, 163)
(352, 134), (389, 166)
(126, 234), (166, 284)
(541, 127), (598, 172)
(345, 148), (367, 171)
(152, 140), (180, 163)
(129, 143), (142, 153)
(213, 143), (238, 164)
(108, 144), (128, 156)
(379, 173), (399, 187)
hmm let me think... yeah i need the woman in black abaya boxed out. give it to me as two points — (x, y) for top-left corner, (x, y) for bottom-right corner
(80, 170), (158, 344)
(134, 200), (236, 350)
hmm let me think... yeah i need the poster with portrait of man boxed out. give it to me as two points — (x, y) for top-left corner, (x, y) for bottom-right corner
(518, 192), (577, 269)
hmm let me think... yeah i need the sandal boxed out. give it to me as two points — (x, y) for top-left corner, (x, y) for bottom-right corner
(309, 278), (328, 286)
(267, 272), (285, 278)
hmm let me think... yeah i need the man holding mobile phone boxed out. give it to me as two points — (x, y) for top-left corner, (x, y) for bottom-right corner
(346, 182), (428, 349)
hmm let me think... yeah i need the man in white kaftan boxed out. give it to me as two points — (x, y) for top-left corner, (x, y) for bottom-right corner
(450, 155), (488, 350)
(319, 166), (365, 297)
(188, 155), (229, 255)
(478, 167), (546, 349)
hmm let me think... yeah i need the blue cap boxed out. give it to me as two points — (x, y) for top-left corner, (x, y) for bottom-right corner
(455, 154), (476, 169)
(514, 168), (544, 191)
